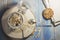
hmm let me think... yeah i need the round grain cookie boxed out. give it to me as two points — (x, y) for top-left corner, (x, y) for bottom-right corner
(42, 8), (54, 20)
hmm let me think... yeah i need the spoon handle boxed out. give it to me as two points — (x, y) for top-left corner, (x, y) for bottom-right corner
(42, 0), (50, 8)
